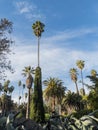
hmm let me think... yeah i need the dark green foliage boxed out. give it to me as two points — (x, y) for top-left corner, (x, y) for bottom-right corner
(87, 91), (98, 110)
(63, 91), (84, 112)
(42, 110), (98, 130)
(30, 67), (45, 123)
(70, 109), (93, 119)
(86, 75), (98, 110)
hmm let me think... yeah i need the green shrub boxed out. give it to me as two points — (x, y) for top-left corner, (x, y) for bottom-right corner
(45, 113), (50, 120)
(70, 109), (93, 119)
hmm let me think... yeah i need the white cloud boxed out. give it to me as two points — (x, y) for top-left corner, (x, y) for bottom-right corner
(16, 1), (35, 14)
(15, 1), (45, 20)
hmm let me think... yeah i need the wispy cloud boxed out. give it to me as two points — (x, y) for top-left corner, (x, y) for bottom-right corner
(14, 1), (45, 20)
(45, 27), (98, 43)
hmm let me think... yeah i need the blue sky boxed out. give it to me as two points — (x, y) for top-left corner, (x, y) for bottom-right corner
(0, 0), (98, 102)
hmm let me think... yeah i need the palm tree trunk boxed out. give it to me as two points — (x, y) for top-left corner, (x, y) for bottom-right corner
(75, 81), (79, 94)
(81, 70), (84, 89)
(26, 88), (30, 119)
(38, 37), (40, 67)
(81, 70), (85, 95)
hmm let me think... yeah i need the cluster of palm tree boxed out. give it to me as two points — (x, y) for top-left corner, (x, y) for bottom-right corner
(42, 60), (98, 115)
(18, 80), (26, 105)
(69, 60), (85, 95)
(0, 80), (14, 115)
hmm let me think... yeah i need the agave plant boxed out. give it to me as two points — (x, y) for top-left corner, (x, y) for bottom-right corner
(43, 110), (98, 130)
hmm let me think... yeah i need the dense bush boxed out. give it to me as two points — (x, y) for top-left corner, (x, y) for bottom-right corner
(70, 109), (93, 119)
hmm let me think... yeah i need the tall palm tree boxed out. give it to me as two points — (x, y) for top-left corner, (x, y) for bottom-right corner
(76, 60), (85, 94)
(43, 77), (66, 112)
(22, 66), (34, 119)
(32, 21), (45, 67)
(69, 68), (79, 94)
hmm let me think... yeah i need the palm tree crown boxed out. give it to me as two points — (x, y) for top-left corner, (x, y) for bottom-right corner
(32, 21), (45, 37)
(91, 69), (97, 77)
(22, 66), (34, 89)
(76, 60), (85, 70)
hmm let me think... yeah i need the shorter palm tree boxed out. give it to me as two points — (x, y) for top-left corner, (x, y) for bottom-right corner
(43, 77), (66, 112)
(22, 66), (34, 119)
(69, 68), (79, 94)
(76, 60), (85, 95)
(62, 91), (84, 114)
(3, 80), (10, 94)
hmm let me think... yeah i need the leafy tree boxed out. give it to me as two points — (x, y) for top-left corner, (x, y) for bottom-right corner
(86, 72), (98, 92)
(76, 60), (85, 95)
(22, 66), (34, 119)
(86, 71), (98, 110)
(69, 68), (79, 94)
(0, 18), (14, 80)
(87, 91), (98, 110)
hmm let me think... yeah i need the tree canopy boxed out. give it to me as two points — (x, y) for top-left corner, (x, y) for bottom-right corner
(0, 18), (14, 80)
